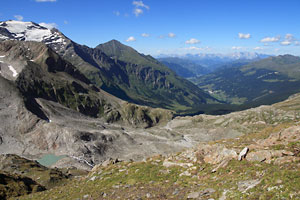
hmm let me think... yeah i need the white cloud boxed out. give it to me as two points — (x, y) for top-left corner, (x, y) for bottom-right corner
(281, 33), (298, 46)
(35, 0), (56, 2)
(158, 35), (165, 39)
(280, 40), (291, 46)
(185, 38), (200, 44)
(14, 15), (23, 21)
(168, 32), (176, 38)
(238, 33), (251, 39)
(134, 8), (143, 17)
(260, 36), (280, 43)
(183, 46), (211, 51)
(295, 41), (300, 46)
(232, 46), (242, 50)
(39, 22), (58, 29)
(253, 47), (263, 50)
(141, 33), (150, 37)
(113, 11), (120, 16)
(285, 33), (295, 41)
(126, 36), (136, 42)
(132, 1), (150, 9)
(64, 20), (68, 24)
(132, 1), (149, 17)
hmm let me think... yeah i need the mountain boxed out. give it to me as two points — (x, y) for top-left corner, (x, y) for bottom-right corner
(0, 21), (218, 113)
(193, 55), (300, 105)
(95, 40), (218, 111)
(158, 57), (210, 78)
(0, 40), (176, 171)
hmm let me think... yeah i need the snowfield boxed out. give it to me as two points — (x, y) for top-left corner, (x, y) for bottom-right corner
(0, 20), (66, 45)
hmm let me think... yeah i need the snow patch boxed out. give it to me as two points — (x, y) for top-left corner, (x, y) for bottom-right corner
(0, 35), (8, 39)
(8, 65), (18, 77)
(0, 55), (5, 58)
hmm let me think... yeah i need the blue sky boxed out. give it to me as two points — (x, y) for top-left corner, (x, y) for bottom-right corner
(1, 0), (300, 56)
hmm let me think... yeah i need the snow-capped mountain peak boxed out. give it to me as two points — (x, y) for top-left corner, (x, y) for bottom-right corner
(0, 20), (66, 46)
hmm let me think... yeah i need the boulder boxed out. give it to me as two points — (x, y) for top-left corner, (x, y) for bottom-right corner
(246, 150), (272, 163)
(187, 188), (216, 199)
(274, 156), (300, 165)
(187, 192), (200, 199)
(271, 150), (294, 157)
(246, 150), (295, 163)
(179, 171), (191, 177)
(196, 144), (238, 165)
(238, 147), (249, 161)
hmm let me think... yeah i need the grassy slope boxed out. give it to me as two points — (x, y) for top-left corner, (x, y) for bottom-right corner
(18, 138), (300, 200)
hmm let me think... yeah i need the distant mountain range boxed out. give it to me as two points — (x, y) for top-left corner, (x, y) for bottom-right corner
(157, 52), (270, 62)
(157, 52), (270, 73)
(0, 20), (218, 113)
(156, 52), (300, 107)
(158, 57), (210, 78)
(193, 54), (300, 105)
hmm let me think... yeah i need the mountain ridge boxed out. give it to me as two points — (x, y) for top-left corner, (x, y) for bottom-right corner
(0, 20), (218, 113)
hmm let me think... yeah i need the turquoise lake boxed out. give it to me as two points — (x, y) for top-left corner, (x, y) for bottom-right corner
(37, 154), (66, 167)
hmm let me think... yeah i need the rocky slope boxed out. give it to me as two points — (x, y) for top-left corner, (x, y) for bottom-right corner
(1, 40), (300, 173)
(0, 40), (176, 171)
(0, 20), (300, 199)
(1, 51), (300, 198)
(13, 94), (300, 200)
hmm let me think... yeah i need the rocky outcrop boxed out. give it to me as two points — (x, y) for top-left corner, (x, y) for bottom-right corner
(0, 154), (70, 189)
(196, 144), (238, 165)
(193, 124), (300, 166)
(0, 170), (46, 200)
(256, 125), (300, 147)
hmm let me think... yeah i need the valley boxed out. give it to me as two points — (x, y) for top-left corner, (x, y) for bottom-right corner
(0, 19), (300, 199)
